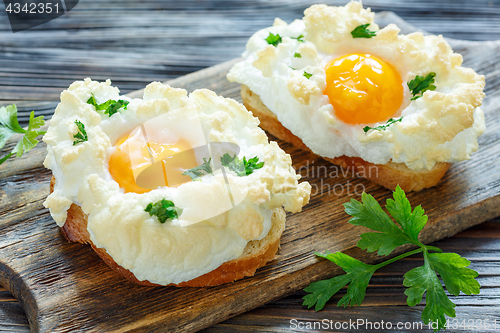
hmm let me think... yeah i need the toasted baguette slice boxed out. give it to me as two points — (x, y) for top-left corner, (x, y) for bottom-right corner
(50, 176), (285, 287)
(241, 85), (450, 192)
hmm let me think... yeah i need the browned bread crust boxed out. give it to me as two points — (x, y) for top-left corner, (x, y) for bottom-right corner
(50, 176), (285, 287)
(241, 85), (450, 192)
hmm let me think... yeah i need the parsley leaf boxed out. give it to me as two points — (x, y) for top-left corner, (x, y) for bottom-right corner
(0, 105), (45, 165)
(404, 253), (457, 331)
(351, 23), (377, 38)
(294, 52), (302, 58)
(220, 153), (264, 177)
(386, 187), (428, 242)
(311, 251), (377, 308)
(291, 34), (305, 42)
(182, 158), (213, 180)
(303, 71), (313, 79)
(265, 32), (282, 47)
(363, 117), (403, 133)
(408, 72), (436, 100)
(303, 186), (480, 332)
(303, 273), (351, 312)
(87, 93), (130, 117)
(144, 198), (180, 223)
(72, 120), (88, 146)
(289, 66), (297, 70)
(0, 104), (25, 138)
(427, 252), (480, 296)
(344, 189), (414, 256)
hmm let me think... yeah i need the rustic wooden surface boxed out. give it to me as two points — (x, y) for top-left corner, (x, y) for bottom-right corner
(1, 0), (500, 332)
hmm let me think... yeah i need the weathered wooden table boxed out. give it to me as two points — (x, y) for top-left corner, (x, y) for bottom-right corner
(1, 1), (499, 332)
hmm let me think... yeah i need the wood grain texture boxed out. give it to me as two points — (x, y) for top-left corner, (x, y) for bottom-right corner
(1, 1), (500, 332)
(3, 220), (500, 333)
(1, 39), (500, 333)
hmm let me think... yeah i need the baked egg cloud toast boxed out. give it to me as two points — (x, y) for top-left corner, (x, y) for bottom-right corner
(43, 78), (311, 286)
(227, 1), (485, 192)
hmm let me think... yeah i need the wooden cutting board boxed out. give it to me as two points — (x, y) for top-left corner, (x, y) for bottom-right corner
(1, 13), (500, 332)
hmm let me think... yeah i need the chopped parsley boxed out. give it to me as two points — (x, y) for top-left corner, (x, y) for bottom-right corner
(72, 120), (88, 145)
(291, 34), (305, 43)
(351, 23), (377, 38)
(145, 199), (180, 223)
(87, 93), (130, 117)
(408, 72), (437, 100)
(303, 186), (480, 332)
(182, 158), (213, 180)
(363, 117), (403, 133)
(294, 52), (302, 58)
(303, 71), (313, 79)
(220, 153), (264, 177)
(0, 104), (46, 165)
(265, 32), (282, 47)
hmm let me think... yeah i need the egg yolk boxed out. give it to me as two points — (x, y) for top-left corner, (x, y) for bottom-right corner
(324, 53), (403, 124)
(108, 133), (198, 193)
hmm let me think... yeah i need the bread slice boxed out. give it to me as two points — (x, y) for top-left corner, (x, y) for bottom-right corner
(50, 176), (286, 287)
(241, 85), (450, 192)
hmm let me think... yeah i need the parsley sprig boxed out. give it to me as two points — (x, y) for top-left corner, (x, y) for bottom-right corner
(351, 23), (377, 38)
(0, 104), (46, 165)
(303, 186), (480, 332)
(182, 154), (264, 180)
(408, 72), (436, 100)
(145, 198), (180, 223)
(72, 120), (88, 145)
(87, 93), (129, 117)
(221, 153), (264, 177)
(265, 32), (282, 47)
(182, 158), (213, 180)
(363, 117), (403, 133)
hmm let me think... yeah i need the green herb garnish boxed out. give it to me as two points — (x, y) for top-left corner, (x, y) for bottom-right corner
(87, 93), (130, 117)
(303, 71), (313, 79)
(265, 32), (282, 47)
(145, 199), (180, 223)
(220, 153), (264, 177)
(408, 72), (437, 100)
(363, 117), (403, 133)
(182, 158), (213, 180)
(291, 34), (305, 42)
(289, 66), (297, 70)
(303, 186), (480, 332)
(351, 23), (377, 38)
(72, 120), (88, 146)
(0, 104), (46, 165)
(294, 52), (302, 58)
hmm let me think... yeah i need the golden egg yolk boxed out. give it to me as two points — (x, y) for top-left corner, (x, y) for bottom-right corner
(324, 53), (403, 124)
(108, 133), (198, 194)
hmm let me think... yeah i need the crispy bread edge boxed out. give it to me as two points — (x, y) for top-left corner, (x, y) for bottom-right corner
(241, 84), (450, 192)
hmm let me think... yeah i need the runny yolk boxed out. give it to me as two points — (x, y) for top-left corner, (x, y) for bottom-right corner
(108, 133), (198, 194)
(324, 53), (403, 124)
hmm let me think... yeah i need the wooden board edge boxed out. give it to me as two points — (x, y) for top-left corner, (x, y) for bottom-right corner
(0, 260), (39, 332)
(126, 58), (241, 99)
